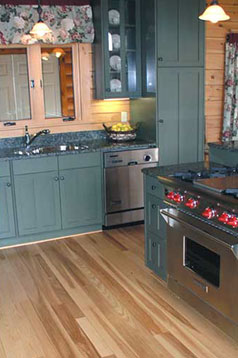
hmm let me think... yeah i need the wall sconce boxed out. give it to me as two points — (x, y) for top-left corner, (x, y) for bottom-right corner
(52, 48), (66, 58)
(30, 0), (52, 39)
(199, 0), (230, 23)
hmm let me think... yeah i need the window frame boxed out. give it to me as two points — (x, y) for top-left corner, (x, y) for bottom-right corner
(0, 43), (82, 132)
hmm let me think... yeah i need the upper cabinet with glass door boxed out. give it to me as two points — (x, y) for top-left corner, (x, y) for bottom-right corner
(93, 0), (141, 99)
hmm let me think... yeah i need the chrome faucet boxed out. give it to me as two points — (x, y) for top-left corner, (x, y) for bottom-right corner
(24, 125), (50, 147)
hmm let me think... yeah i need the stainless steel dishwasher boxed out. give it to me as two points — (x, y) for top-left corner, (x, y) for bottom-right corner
(103, 147), (159, 227)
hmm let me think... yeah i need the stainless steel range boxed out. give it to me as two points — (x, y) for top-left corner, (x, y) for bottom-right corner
(160, 165), (238, 341)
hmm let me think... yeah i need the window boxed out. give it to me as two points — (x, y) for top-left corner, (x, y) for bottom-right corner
(0, 44), (80, 124)
(0, 48), (31, 121)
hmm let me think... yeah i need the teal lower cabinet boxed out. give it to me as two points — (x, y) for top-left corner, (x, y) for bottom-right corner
(0, 176), (15, 239)
(144, 174), (167, 281)
(145, 231), (167, 281)
(209, 145), (238, 167)
(14, 171), (62, 236)
(0, 152), (103, 248)
(146, 194), (166, 238)
(59, 166), (102, 229)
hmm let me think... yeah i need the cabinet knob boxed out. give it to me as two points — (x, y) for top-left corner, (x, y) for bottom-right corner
(152, 204), (157, 209)
(158, 57), (163, 62)
(158, 119), (164, 123)
(54, 177), (59, 181)
(152, 242), (157, 247)
(151, 185), (156, 190)
(6, 182), (11, 187)
(60, 176), (65, 181)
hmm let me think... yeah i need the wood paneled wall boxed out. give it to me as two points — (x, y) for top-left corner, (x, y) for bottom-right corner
(205, 0), (238, 143)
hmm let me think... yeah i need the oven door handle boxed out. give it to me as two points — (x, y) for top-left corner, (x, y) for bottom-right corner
(161, 208), (238, 260)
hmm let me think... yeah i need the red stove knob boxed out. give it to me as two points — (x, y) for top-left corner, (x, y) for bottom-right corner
(173, 193), (184, 203)
(218, 212), (230, 224)
(185, 198), (198, 209)
(202, 207), (216, 219)
(227, 215), (238, 228)
(166, 191), (175, 200)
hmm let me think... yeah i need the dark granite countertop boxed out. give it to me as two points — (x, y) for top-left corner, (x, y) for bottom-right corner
(208, 141), (238, 152)
(0, 137), (157, 161)
(142, 161), (217, 178)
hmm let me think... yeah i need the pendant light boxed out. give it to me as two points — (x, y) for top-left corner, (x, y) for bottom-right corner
(199, 0), (230, 24)
(30, 0), (52, 39)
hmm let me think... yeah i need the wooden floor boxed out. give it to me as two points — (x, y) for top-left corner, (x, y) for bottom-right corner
(1, 225), (238, 358)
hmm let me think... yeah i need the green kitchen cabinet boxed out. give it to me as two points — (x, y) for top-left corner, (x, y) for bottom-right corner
(59, 167), (102, 229)
(14, 171), (61, 236)
(145, 193), (166, 238)
(145, 231), (167, 281)
(141, 0), (156, 96)
(92, 0), (141, 98)
(144, 174), (167, 281)
(157, 0), (205, 67)
(157, 67), (204, 166)
(0, 176), (15, 239)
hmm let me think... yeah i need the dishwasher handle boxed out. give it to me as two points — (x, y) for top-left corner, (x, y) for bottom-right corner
(128, 161), (138, 166)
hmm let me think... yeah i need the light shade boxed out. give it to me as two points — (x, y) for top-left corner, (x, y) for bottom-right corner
(52, 48), (66, 58)
(41, 51), (50, 61)
(30, 20), (52, 39)
(199, 1), (230, 23)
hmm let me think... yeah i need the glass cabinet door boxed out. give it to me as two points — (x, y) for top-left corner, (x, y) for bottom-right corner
(107, 0), (122, 94)
(104, 0), (141, 98)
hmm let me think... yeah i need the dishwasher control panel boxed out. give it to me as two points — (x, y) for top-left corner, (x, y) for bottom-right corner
(104, 148), (159, 168)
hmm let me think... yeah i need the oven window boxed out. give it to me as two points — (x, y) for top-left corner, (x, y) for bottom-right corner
(184, 237), (220, 287)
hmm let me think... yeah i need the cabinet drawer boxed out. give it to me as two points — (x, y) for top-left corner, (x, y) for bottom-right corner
(59, 152), (101, 170)
(13, 156), (58, 174)
(146, 175), (164, 199)
(0, 160), (10, 177)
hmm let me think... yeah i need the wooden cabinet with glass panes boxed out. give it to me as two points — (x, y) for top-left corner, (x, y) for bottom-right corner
(92, 0), (141, 99)
(0, 44), (81, 126)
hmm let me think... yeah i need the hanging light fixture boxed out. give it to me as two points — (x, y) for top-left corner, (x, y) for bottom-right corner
(30, 0), (52, 39)
(199, 0), (230, 23)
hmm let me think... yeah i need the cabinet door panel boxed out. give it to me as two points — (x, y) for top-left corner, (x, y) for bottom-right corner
(15, 171), (61, 235)
(145, 231), (167, 281)
(0, 177), (15, 239)
(179, 69), (204, 163)
(157, 67), (204, 165)
(157, 69), (179, 166)
(146, 194), (166, 239)
(60, 167), (102, 229)
(157, 0), (204, 67)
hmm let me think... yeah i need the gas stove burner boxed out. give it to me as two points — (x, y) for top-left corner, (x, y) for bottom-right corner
(173, 166), (238, 183)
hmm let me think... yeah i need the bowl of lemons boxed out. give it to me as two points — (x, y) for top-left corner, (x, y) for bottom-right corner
(103, 122), (137, 141)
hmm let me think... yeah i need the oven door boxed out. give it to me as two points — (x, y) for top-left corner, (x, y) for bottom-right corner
(161, 208), (238, 324)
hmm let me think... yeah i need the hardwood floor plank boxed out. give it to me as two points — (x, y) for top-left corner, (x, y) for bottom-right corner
(77, 317), (114, 357)
(1, 226), (238, 358)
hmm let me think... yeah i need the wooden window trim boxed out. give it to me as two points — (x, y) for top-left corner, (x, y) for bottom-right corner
(0, 42), (82, 132)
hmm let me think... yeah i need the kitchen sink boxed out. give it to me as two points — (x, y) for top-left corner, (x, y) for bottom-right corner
(13, 144), (89, 156)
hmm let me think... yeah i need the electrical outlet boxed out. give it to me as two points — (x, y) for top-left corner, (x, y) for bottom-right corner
(121, 112), (128, 122)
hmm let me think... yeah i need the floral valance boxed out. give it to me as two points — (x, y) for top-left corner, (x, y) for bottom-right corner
(0, 4), (94, 44)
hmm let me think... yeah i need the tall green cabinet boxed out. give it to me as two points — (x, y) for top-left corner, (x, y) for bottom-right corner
(156, 0), (205, 166)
